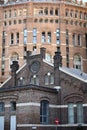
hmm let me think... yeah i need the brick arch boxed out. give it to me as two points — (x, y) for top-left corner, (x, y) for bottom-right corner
(63, 93), (84, 104)
(40, 97), (50, 102)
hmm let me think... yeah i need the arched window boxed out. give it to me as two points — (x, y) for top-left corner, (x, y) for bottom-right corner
(30, 75), (39, 85)
(40, 100), (49, 124)
(73, 55), (82, 70)
(17, 77), (25, 86)
(55, 8), (59, 16)
(44, 74), (49, 85)
(44, 72), (54, 85)
(50, 8), (53, 15)
(50, 74), (54, 84)
(44, 8), (48, 15)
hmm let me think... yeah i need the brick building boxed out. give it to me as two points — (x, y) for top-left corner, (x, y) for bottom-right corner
(0, 0), (87, 83)
(0, 48), (87, 130)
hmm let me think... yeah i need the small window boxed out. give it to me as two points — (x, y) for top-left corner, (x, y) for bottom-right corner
(50, 19), (53, 23)
(16, 32), (19, 43)
(84, 13), (87, 20)
(23, 19), (27, 23)
(24, 28), (27, 44)
(56, 29), (60, 44)
(73, 55), (82, 70)
(10, 33), (14, 44)
(75, 10), (78, 18)
(75, 21), (78, 26)
(18, 10), (22, 16)
(4, 11), (7, 19)
(17, 77), (25, 86)
(70, 20), (73, 25)
(9, 21), (11, 25)
(14, 9), (17, 17)
(50, 74), (54, 84)
(55, 19), (59, 23)
(45, 19), (48, 23)
(30, 75), (39, 85)
(55, 8), (59, 16)
(0, 102), (4, 112)
(66, 29), (69, 45)
(34, 19), (38, 23)
(80, 11), (83, 19)
(9, 10), (11, 18)
(19, 20), (22, 24)
(23, 9), (27, 16)
(42, 32), (46, 43)
(72, 33), (76, 45)
(39, 19), (43, 23)
(44, 72), (54, 85)
(44, 8), (48, 15)
(39, 9), (43, 15)
(50, 8), (53, 15)
(79, 22), (82, 27)
(78, 34), (81, 46)
(66, 20), (68, 24)
(4, 21), (7, 26)
(44, 74), (49, 85)
(11, 101), (16, 111)
(47, 32), (51, 43)
(65, 9), (69, 17)
(33, 28), (37, 44)
(14, 20), (16, 24)
(70, 10), (73, 17)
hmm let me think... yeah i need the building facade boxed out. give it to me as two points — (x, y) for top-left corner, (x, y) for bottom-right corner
(0, 48), (87, 130)
(0, 0), (87, 83)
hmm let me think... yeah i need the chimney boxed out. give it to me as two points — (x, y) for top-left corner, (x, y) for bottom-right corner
(54, 47), (62, 69)
(40, 47), (46, 59)
(10, 61), (19, 86)
(26, 50), (32, 62)
(54, 47), (62, 86)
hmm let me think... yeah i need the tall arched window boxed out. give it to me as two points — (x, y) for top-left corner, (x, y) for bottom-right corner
(40, 100), (49, 124)
(44, 72), (54, 85)
(17, 77), (25, 86)
(30, 75), (39, 85)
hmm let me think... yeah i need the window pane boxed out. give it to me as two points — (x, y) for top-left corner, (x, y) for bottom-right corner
(77, 103), (83, 123)
(50, 74), (54, 84)
(45, 75), (49, 85)
(10, 33), (14, 44)
(47, 32), (51, 43)
(11, 101), (16, 111)
(0, 103), (4, 112)
(40, 100), (49, 124)
(68, 103), (74, 124)
(42, 32), (46, 43)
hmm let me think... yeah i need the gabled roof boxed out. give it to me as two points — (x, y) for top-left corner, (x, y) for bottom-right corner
(43, 59), (87, 83)
(60, 67), (87, 83)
